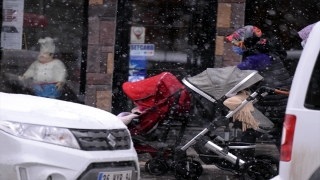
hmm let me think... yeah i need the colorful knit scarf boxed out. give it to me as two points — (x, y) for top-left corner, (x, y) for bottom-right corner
(226, 25), (287, 60)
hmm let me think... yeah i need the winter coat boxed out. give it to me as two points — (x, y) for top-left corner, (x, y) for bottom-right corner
(239, 37), (292, 124)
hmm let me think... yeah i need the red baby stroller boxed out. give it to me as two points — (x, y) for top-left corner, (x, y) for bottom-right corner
(122, 72), (203, 177)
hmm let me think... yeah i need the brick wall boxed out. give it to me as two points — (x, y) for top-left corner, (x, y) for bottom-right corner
(85, 0), (117, 111)
(215, 0), (245, 68)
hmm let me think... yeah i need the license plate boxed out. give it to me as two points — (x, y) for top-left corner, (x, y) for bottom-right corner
(97, 170), (132, 180)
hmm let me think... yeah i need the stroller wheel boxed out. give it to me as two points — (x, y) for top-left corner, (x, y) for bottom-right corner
(254, 154), (279, 175)
(145, 158), (168, 176)
(174, 160), (203, 180)
(238, 159), (276, 180)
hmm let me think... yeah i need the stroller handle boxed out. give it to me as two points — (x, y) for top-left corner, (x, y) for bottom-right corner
(256, 86), (290, 96)
(274, 88), (290, 96)
(225, 87), (289, 119)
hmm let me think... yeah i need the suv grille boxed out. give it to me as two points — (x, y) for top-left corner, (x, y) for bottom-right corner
(70, 129), (131, 151)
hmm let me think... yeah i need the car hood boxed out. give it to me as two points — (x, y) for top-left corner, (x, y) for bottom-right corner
(0, 93), (126, 129)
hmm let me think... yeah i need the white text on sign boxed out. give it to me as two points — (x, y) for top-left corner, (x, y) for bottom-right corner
(130, 44), (154, 56)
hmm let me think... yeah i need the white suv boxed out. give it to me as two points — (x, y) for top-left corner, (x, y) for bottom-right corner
(0, 93), (140, 180)
(272, 21), (320, 180)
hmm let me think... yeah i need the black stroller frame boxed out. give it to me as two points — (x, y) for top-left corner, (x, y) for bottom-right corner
(127, 68), (287, 180)
(172, 86), (289, 180)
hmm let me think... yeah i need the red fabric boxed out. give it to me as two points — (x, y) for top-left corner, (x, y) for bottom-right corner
(134, 143), (172, 157)
(122, 72), (191, 135)
(123, 72), (182, 107)
(23, 13), (48, 28)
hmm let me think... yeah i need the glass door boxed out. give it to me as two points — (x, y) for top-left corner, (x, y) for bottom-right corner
(112, 0), (217, 113)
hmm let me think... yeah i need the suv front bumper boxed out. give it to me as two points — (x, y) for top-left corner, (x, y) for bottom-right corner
(0, 131), (140, 180)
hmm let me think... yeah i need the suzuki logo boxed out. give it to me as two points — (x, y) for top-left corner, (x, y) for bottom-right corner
(107, 133), (117, 148)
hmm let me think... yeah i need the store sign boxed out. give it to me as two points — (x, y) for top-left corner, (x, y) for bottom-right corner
(129, 56), (146, 69)
(128, 55), (147, 82)
(130, 26), (145, 44)
(129, 44), (154, 56)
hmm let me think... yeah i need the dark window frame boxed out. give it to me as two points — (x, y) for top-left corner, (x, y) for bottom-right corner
(304, 50), (320, 110)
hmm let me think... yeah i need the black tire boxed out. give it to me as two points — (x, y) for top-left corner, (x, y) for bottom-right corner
(174, 160), (203, 180)
(255, 154), (279, 175)
(145, 158), (168, 176)
(238, 159), (276, 180)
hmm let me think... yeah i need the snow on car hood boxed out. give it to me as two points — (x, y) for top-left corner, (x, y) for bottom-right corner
(0, 93), (126, 129)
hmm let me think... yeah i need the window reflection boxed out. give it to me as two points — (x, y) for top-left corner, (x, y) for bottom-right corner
(130, 0), (216, 79)
(1, 0), (85, 103)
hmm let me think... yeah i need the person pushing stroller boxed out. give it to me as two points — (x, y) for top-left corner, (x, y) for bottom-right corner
(226, 25), (293, 150)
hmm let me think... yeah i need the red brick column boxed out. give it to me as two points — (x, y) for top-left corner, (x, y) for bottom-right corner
(215, 0), (246, 68)
(85, 0), (117, 112)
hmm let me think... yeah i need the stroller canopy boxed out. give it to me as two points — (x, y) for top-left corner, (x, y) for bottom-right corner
(184, 66), (263, 100)
(123, 72), (187, 108)
(122, 72), (191, 135)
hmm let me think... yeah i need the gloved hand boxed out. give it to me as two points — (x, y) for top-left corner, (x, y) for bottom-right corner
(117, 112), (139, 125)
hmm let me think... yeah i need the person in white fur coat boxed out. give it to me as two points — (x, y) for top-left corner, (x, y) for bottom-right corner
(19, 37), (67, 98)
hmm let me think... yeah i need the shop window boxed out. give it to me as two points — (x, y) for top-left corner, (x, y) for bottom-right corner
(112, 0), (217, 114)
(0, 0), (86, 103)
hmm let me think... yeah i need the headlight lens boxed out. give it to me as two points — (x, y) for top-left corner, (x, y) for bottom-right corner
(0, 120), (80, 149)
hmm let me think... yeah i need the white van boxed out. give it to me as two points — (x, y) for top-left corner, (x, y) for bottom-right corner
(0, 93), (140, 180)
(271, 21), (320, 180)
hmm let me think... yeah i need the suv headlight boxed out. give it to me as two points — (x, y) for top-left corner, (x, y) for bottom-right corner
(0, 120), (80, 149)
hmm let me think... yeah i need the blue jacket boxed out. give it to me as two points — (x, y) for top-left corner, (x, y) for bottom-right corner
(237, 54), (272, 71)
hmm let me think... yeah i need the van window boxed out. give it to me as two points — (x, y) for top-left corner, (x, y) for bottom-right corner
(304, 50), (320, 110)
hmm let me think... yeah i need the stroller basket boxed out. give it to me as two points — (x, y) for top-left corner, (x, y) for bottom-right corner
(195, 141), (256, 173)
(228, 142), (256, 157)
(195, 141), (256, 163)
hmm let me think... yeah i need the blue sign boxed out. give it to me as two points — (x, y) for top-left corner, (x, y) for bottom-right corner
(129, 56), (146, 69)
